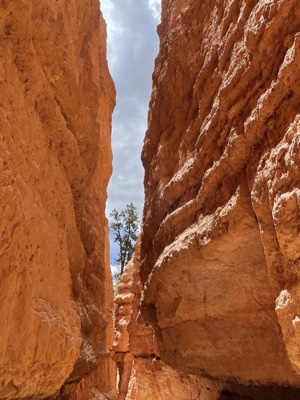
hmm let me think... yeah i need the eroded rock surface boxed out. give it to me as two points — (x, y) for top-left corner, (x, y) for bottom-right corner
(0, 0), (115, 398)
(140, 0), (300, 396)
(114, 246), (222, 400)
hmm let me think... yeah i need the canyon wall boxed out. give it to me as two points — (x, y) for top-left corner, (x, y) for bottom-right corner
(135, 0), (300, 398)
(114, 245), (223, 400)
(0, 0), (115, 398)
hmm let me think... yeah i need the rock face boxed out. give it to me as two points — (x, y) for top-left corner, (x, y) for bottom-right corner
(0, 0), (115, 398)
(114, 246), (222, 400)
(139, 0), (300, 397)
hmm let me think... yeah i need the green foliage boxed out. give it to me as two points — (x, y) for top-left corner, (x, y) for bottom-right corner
(110, 203), (140, 279)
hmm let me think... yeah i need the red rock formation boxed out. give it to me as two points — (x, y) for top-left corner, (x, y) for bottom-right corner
(52, 357), (117, 400)
(114, 244), (223, 399)
(0, 0), (115, 398)
(139, 0), (300, 397)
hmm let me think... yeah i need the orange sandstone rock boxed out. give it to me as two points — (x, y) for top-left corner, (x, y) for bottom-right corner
(0, 0), (115, 398)
(114, 245), (222, 400)
(140, 0), (300, 396)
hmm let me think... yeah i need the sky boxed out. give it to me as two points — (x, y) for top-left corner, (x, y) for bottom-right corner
(100, 0), (161, 266)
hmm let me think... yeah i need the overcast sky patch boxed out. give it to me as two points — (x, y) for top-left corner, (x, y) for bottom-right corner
(101, 0), (161, 264)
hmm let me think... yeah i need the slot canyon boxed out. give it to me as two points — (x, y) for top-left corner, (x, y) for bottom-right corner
(0, 0), (300, 399)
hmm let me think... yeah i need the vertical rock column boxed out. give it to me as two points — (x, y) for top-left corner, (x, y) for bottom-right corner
(0, 0), (115, 398)
(140, 0), (300, 394)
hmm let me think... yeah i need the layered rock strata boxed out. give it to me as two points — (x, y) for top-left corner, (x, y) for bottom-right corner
(140, 0), (300, 397)
(114, 246), (222, 400)
(0, 0), (115, 398)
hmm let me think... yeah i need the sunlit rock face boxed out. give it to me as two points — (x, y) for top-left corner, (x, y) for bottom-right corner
(0, 0), (115, 398)
(140, 0), (300, 394)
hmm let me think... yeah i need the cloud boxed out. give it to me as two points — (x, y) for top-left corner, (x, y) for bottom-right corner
(101, 0), (161, 223)
(101, 0), (161, 265)
(148, 0), (161, 19)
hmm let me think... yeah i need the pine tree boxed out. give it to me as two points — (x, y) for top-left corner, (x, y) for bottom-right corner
(110, 203), (139, 277)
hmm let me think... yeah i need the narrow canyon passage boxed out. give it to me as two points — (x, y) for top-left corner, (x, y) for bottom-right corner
(0, 0), (300, 400)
